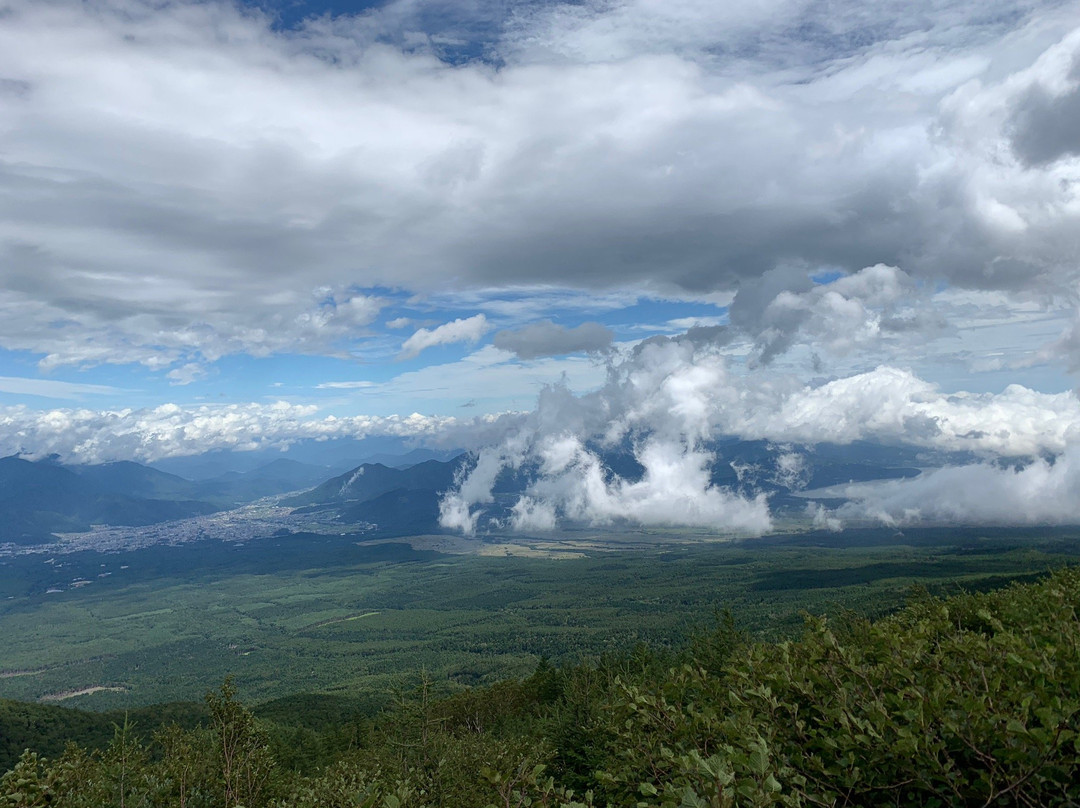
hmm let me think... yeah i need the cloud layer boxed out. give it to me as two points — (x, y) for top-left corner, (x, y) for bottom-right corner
(399, 314), (489, 358)
(1, 0), (1080, 375)
(0, 402), (458, 464)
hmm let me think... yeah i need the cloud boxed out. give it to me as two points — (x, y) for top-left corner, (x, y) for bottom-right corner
(399, 314), (489, 359)
(1, 0), (1079, 378)
(492, 320), (613, 359)
(729, 264), (938, 365)
(0, 375), (123, 399)
(0, 402), (457, 464)
(316, 380), (377, 390)
(514, 433), (772, 533)
(833, 447), (1080, 526)
(437, 335), (779, 536)
(434, 323), (1080, 533)
(731, 366), (1080, 456)
(1008, 55), (1080, 166)
(166, 363), (208, 386)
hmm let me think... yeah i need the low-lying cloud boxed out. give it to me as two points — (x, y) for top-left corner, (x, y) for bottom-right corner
(834, 447), (1080, 526)
(437, 329), (1080, 534)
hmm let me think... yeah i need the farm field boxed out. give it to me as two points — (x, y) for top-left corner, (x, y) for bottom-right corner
(1, 526), (1078, 710)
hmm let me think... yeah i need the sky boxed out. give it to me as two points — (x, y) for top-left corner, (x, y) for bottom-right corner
(3, 0), (1080, 531)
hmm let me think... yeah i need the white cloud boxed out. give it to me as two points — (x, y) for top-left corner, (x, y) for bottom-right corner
(398, 314), (489, 358)
(316, 380), (377, 390)
(436, 328), (1080, 534)
(730, 264), (937, 365)
(0, 402), (457, 464)
(521, 434), (772, 533)
(166, 363), (208, 386)
(732, 366), (1080, 456)
(833, 447), (1080, 526)
(0, 375), (123, 399)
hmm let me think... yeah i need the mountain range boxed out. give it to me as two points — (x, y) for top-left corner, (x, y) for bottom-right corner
(0, 440), (973, 545)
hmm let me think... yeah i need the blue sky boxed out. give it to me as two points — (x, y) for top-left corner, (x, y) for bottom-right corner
(2, 0), (1080, 531)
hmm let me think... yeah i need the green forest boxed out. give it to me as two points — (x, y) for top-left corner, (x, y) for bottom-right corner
(2, 529), (1074, 709)
(4, 564), (1080, 807)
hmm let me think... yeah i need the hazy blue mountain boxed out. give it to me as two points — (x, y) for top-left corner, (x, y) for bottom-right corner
(194, 459), (337, 504)
(359, 448), (465, 469)
(149, 450), (278, 480)
(69, 460), (205, 501)
(0, 456), (218, 545)
(284, 457), (467, 509)
(704, 439), (927, 493)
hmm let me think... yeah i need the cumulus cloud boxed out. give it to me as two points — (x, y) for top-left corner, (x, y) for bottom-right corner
(731, 366), (1080, 456)
(1008, 55), (1080, 166)
(730, 264), (941, 365)
(438, 335), (777, 536)
(0, 402), (457, 464)
(435, 324), (1080, 533)
(166, 363), (208, 386)
(399, 314), (489, 359)
(492, 320), (613, 359)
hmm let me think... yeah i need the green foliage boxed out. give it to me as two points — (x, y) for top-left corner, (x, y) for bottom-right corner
(598, 568), (1080, 807)
(5, 560), (1080, 807)
(0, 751), (52, 808)
(206, 678), (277, 808)
(4, 530), (1077, 710)
(0, 700), (208, 775)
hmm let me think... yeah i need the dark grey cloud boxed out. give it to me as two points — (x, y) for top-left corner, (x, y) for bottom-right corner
(1008, 58), (1080, 165)
(493, 320), (613, 359)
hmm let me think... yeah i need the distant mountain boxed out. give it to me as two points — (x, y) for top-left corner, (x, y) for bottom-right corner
(70, 457), (334, 507)
(340, 488), (444, 536)
(148, 437), (451, 480)
(70, 460), (205, 501)
(194, 459), (338, 504)
(0, 456), (218, 545)
(284, 457), (468, 509)
(358, 448), (465, 469)
(276, 440), (949, 534)
(704, 439), (927, 494)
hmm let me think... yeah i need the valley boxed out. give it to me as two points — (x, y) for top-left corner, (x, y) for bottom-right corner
(2, 522), (1076, 711)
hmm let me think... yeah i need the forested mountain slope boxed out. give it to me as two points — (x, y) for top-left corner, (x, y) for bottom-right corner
(0, 457), (218, 544)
